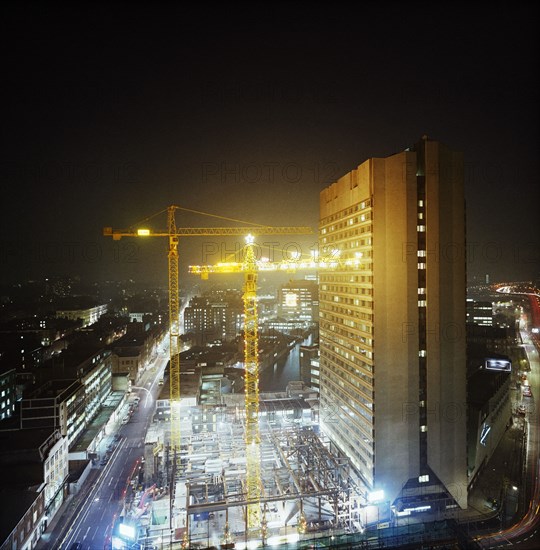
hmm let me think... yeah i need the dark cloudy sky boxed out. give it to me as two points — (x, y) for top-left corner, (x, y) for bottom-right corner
(1, 2), (538, 286)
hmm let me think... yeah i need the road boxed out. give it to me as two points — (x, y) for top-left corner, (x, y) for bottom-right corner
(475, 296), (540, 548)
(57, 343), (170, 550)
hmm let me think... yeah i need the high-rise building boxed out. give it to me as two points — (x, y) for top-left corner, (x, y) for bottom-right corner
(319, 137), (467, 512)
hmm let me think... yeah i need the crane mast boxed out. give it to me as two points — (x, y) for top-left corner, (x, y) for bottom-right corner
(243, 236), (262, 530)
(167, 206), (181, 452)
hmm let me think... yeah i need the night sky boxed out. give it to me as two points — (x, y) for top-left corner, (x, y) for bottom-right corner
(1, 3), (538, 286)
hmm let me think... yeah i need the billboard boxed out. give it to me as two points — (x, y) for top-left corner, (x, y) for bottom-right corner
(484, 358), (511, 372)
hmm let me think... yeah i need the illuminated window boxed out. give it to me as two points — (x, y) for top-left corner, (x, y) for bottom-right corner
(418, 474), (429, 483)
(420, 425), (427, 432)
(417, 250), (426, 257)
(417, 225), (426, 232)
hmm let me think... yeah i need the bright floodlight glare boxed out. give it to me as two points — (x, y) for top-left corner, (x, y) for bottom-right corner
(118, 523), (137, 540)
(290, 250), (301, 260)
(245, 234), (255, 244)
(137, 229), (150, 236)
(267, 536), (282, 547)
(368, 489), (385, 503)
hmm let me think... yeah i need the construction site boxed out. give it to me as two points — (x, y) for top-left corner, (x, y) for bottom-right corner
(137, 397), (368, 549)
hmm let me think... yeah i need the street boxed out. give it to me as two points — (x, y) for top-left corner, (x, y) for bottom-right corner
(54, 347), (169, 550)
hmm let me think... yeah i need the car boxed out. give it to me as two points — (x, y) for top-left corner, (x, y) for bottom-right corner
(158, 379), (164, 385)
(523, 386), (532, 397)
(486, 497), (499, 510)
(518, 404), (526, 415)
(121, 416), (130, 425)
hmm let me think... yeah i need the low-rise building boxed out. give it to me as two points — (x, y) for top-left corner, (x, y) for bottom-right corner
(0, 366), (16, 422)
(56, 303), (108, 328)
(0, 428), (68, 529)
(110, 325), (162, 383)
(467, 370), (512, 491)
(20, 349), (113, 450)
(0, 487), (45, 550)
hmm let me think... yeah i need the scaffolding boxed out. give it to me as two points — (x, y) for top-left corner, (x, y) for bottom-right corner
(167, 407), (365, 546)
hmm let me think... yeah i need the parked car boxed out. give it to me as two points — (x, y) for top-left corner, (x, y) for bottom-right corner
(518, 404), (527, 415)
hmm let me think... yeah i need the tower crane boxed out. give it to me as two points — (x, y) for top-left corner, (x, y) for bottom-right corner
(104, 205), (312, 511)
(188, 240), (347, 533)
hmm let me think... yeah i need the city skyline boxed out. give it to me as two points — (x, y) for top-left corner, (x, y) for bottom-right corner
(1, 3), (538, 286)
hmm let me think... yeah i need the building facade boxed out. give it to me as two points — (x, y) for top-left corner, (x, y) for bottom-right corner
(278, 279), (319, 322)
(318, 137), (467, 511)
(183, 296), (242, 343)
(55, 303), (108, 327)
(20, 349), (112, 450)
(299, 344), (320, 390)
(0, 367), (16, 422)
(466, 299), (493, 326)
